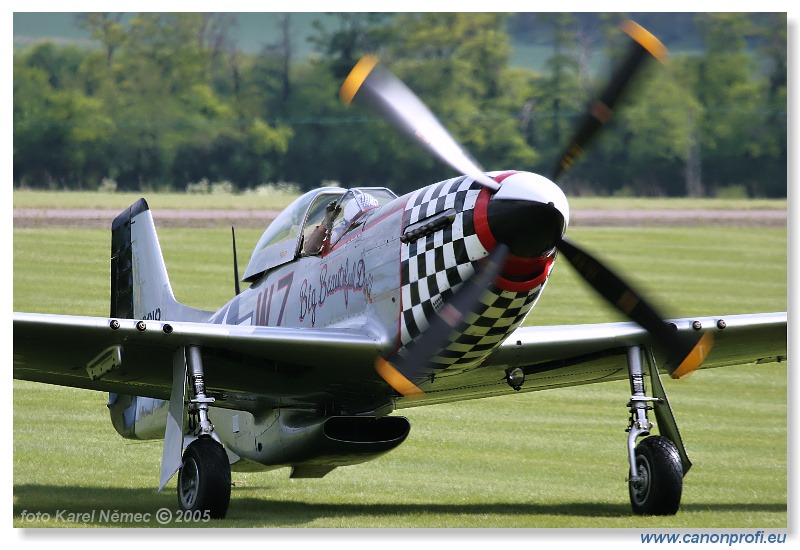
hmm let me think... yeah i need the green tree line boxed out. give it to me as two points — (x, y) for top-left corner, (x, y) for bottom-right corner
(13, 12), (787, 197)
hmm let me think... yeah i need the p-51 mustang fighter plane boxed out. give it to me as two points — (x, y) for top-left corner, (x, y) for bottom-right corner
(13, 21), (786, 519)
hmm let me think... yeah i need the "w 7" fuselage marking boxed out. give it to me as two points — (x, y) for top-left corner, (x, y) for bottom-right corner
(254, 272), (293, 326)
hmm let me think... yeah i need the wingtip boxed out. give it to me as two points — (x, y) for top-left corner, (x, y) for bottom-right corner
(340, 55), (380, 106)
(621, 20), (669, 64)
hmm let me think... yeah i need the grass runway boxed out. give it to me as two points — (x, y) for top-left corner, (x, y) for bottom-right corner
(12, 205), (788, 529)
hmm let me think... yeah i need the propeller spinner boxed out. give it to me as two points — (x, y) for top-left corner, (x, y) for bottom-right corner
(341, 20), (712, 396)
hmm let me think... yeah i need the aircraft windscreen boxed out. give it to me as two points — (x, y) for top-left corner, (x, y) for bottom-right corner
(251, 190), (321, 255)
(242, 189), (345, 280)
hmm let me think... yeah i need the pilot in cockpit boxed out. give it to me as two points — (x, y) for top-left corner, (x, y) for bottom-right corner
(303, 190), (378, 255)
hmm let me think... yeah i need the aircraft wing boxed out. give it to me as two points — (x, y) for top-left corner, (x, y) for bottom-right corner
(397, 312), (788, 407)
(14, 311), (787, 412)
(13, 312), (392, 412)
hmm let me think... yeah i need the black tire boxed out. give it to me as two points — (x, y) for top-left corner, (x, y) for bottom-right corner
(628, 435), (683, 515)
(178, 437), (231, 519)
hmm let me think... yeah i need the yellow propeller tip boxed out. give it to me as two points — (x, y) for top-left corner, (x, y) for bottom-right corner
(340, 55), (380, 106)
(671, 331), (715, 379)
(621, 20), (669, 64)
(374, 357), (426, 399)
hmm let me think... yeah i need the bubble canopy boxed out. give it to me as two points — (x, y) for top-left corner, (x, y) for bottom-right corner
(241, 187), (396, 282)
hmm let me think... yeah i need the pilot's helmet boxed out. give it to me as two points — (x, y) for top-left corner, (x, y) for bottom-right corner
(343, 191), (378, 223)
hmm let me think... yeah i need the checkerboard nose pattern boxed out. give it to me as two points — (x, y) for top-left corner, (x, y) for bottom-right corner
(397, 175), (556, 375)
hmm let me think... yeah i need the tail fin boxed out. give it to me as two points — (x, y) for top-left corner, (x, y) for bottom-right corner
(111, 199), (213, 322)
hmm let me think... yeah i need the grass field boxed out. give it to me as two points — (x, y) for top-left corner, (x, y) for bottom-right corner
(11, 204), (789, 532)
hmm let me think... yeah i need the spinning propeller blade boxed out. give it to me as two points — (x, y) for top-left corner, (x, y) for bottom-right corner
(550, 20), (669, 181)
(545, 20), (711, 376)
(340, 55), (500, 191)
(345, 20), (711, 393)
(554, 238), (713, 377)
(375, 244), (510, 398)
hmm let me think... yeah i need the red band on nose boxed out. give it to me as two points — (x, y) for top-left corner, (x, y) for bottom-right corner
(473, 187), (497, 250)
(472, 178), (554, 293)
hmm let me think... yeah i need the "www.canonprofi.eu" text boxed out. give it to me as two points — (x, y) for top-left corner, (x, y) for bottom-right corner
(641, 531), (787, 545)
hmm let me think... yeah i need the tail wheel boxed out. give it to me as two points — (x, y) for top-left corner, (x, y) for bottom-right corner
(178, 437), (231, 519)
(629, 435), (683, 515)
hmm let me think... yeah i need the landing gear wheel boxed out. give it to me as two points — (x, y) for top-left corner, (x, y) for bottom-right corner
(629, 436), (683, 515)
(178, 437), (231, 519)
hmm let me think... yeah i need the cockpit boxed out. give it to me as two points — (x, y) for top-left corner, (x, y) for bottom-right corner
(241, 187), (397, 282)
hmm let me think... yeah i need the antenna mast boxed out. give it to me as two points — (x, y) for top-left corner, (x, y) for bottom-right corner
(231, 226), (241, 296)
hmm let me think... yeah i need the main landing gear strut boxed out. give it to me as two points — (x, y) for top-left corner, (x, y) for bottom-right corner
(177, 346), (231, 519)
(625, 346), (688, 515)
